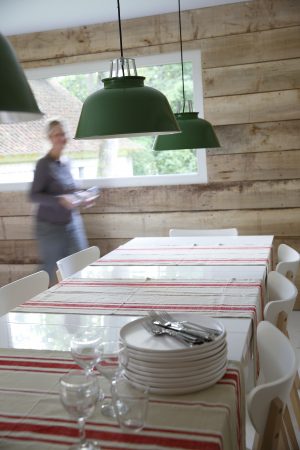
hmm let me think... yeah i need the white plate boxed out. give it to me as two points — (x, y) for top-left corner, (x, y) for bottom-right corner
(125, 359), (227, 386)
(120, 316), (226, 355)
(125, 363), (227, 388)
(127, 351), (227, 378)
(128, 346), (227, 373)
(126, 334), (227, 359)
(126, 340), (227, 364)
(125, 366), (227, 395)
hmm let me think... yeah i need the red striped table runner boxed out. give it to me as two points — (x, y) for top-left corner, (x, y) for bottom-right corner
(15, 278), (264, 324)
(93, 246), (272, 268)
(0, 348), (245, 450)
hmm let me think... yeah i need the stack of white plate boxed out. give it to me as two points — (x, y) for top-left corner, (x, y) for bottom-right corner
(119, 314), (227, 394)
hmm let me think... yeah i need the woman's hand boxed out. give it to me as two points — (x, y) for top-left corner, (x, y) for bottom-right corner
(58, 195), (76, 210)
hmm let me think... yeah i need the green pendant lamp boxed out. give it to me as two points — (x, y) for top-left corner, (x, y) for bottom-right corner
(154, 101), (220, 150)
(75, 0), (180, 140)
(0, 33), (43, 123)
(153, 0), (220, 151)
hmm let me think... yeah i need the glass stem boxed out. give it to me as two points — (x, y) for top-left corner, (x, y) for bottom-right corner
(77, 417), (86, 446)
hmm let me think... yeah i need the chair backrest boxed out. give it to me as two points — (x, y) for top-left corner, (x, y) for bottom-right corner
(247, 322), (296, 446)
(264, 271), (298, 327)
(276, 243), (300, 283)
(0, 270), (49, 317)
(56, 246), (100, 280)
(169, 228), (238, 237)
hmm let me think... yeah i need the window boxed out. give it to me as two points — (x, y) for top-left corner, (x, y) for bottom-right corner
(0, 51), (207, 190)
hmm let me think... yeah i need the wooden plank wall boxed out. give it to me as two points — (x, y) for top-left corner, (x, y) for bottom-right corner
(1, 0), (300, 303)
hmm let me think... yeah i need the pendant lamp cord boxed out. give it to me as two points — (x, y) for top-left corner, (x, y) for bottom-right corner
(178, 0), (185, 113)
(117, 0), (125, 76)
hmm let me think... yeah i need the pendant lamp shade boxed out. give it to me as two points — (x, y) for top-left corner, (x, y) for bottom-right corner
(75, 73), (180, 139)
(154, 0), (220, 151)
(154, 111), (220, 150)
(0, 33), (43, 124)
(75, 0), (179, 140)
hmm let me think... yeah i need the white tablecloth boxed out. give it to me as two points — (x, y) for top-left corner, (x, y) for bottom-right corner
(0, 348), (245, 450)
(95, 237), (273, 268)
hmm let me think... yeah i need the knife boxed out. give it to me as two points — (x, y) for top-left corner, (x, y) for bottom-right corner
(152, 321), (211, 343)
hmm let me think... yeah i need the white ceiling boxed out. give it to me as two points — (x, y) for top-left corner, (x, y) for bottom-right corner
(1, 0), (246, 36)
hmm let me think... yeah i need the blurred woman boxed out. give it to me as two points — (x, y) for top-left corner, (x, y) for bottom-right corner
(29, 119), (88, 284)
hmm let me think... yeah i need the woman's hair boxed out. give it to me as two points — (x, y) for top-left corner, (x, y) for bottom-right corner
(45, 118), (68, 138)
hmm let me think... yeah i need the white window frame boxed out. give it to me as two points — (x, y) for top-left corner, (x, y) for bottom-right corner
(1, 50), (207, 191)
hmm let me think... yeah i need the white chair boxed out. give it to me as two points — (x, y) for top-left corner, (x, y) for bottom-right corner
(247, 321), (297, 450)
(169, 228), (238, 237)
(0, 270), (49, 317)
(56, 246), (100, 280)
(264, 271), (298, 329)
(276, 243), (300, 284)
(264, 271), (300, 442)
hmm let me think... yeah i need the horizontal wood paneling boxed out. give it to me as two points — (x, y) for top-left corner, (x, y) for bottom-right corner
(1, 180), (300, 216)
(3, 218), (35, 240)
(0, 264), (38, 287)
(203, 58), (300, 97)
(205, 89), (300, 125)
(0, 238), (126, 264)
(9, 0), (300, 65)
(207, 150), (300, 182)
(89, 180), (300, 212)
(87, 210), (300, 238)
(208, 120), (300, 155)
(0, 193), (34, 217)
(0, 240), (38, 264)
(202, 26), (300, 69)
(85, 210), (300, 238)
(0, 219), (5, 239)
(2, 209), (300, 239)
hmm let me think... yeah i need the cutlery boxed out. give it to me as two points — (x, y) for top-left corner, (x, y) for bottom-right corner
(155, 318), (212, 341)
(152, 320), (206, 344)
(159, 311), (221, 337)
(152, 310), (214, 341)
(142, 317), (202, 346)
(148, 310), (207, 342)
(147, 310), (208, 344)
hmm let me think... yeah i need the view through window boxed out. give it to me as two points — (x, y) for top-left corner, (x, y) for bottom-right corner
(0, 51), (207, 188)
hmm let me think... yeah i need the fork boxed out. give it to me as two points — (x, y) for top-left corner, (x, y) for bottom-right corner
(158, 311), (221, 337)
(142, 315), (198, 346)
(153, 313), (212, 342)
(148, 311), (207, 344)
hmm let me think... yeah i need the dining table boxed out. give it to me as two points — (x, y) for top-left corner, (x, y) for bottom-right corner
(95, 236), (273, 269)
(0, 345), (244, 450)
(11, 260), (265, 373)
(71, 263), (267, 282)
(0, 235), (274, 450)
(0, 311), (247, 450)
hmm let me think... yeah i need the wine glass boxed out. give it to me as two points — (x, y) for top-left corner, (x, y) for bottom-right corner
(112, 376), (149, 433)
(59, 370), (100, 450)
(95, 340), (125, 418)
(70, 329), (103, 375)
